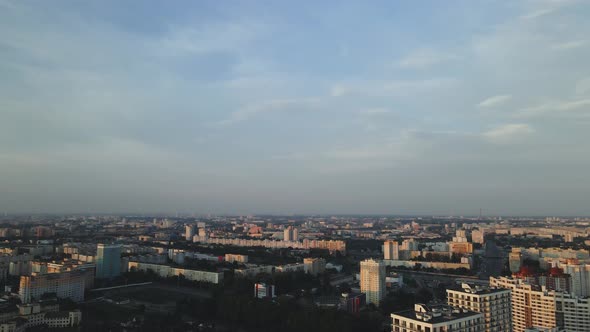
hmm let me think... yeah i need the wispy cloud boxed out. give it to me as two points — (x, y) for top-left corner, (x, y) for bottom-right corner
(156, 20), (265, 57)
(359, 108), (391, 115)
(575, 77), (590, 95)
(397, 49), (459, 69)
(521, 8), (555, 20)
(517, 98), (590, 117)
(477, 95), (512, 108)
(214, 98), (320, 126)
(552, 40), (586, 50)
(482, 124), (534, 143)
(330, 78), (456, 98)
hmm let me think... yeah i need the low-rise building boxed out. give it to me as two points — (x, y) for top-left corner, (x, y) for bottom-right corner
(127, 262), (223, 284)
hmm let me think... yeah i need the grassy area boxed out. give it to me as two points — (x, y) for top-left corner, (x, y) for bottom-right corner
(120, 287), (186, 304)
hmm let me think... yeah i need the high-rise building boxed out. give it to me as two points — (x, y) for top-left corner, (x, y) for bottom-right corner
(489, 276), (590, 332)
(360, 259), (386, 306)
(185, 225), (195, 241)
(19, 270), (87, 303)
(284, 226), (298, 242)
(391, 303), (484, 332)
(95, 244), (121, 279)
(401, 239), (419, 251)
(447, 283), (512, 332)
(561, 263), (590, 297)
(383, 240), (399, 260)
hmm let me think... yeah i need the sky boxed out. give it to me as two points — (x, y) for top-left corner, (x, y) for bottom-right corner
(1, 0), (590, 216)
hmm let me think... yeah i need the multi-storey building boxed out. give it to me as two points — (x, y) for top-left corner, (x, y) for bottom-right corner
(185, 225), (195, 241)
(383, 240), (400, 260)
(95, 244), (121, 279)
(561, 263), (590, 297)
(490, 277), (558, 332)
(224, 254), (248, 263)
(391, 304), (485, 332)
(360, 259), (385, 306)
(303, 257), (326, 276)
(19, 270), (87, 303)
(556, 293), (590, 332)
(254, 283), (275, 299)
(447, 283), (512, 332)
(512, 267), (571, 293)
(127, 262), (223, 284)
(283, 226), (298, 242)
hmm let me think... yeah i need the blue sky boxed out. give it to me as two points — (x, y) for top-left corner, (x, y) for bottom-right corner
(1, 0), (590, 215)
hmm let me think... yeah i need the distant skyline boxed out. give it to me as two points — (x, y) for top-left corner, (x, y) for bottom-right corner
(1, 1), (590, 216)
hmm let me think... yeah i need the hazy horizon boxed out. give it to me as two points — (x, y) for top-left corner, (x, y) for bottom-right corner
(2, 1), (590, 216)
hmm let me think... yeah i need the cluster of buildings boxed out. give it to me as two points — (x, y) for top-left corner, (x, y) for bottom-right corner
(0, 300), (81, 332)
(189, 236), (346, 254)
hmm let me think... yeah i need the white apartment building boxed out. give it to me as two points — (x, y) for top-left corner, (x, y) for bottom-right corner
(561, 263), (590, 297)
(360, 259), (386, 306)
(555, 293), (590, 332)
(128, 262), (223, 284)
(447, 283), (512, 332)
(391, 304), (484, 332)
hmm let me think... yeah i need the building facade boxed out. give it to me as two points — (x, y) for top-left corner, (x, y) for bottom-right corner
(283, 226), (298, 242)
(384, 241), (400, 260)
(303, 257), (326, 276)
(447, 283), (512, 332)
(391, 304), (485, 332)
(95, 244), (122, 279)
(490, 277), (562, 332)
(360, 259), (386, 306)
(19, 271), (87, 303)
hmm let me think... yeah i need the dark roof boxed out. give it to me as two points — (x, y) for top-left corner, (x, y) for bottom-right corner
(45, 311), (70, 319)
(392, 306), (481, 325)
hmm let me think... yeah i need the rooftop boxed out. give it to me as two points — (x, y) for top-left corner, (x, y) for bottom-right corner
(448, 283), (511, 295)
(392, 304), (482, 324)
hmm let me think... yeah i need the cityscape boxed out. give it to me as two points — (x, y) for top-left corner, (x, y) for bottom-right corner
(2, 0), (590, 332)
(0, 215), (588, 331)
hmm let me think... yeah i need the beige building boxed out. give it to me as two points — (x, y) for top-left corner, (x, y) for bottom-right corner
(225, 254), (248, 264)
(19, 270), (88, 304)
(283, 226), (298, 242)
(360, 259), (386, 306)
(490, 277), (563, 332)
(303, 257), (326, 276)
(447, 283), (512, 332)
(383, 240), (400, 260)
(391, 303), (484, 332)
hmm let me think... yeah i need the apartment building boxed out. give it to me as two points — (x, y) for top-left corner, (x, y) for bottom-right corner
(391, 304), (484, 332)
(447, 283), (512, 332)
(360, 259), (386, 306)
(19, 270), (88, 304)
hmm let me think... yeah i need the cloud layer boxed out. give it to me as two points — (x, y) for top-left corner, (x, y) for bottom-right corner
(1, 1), (590, 215)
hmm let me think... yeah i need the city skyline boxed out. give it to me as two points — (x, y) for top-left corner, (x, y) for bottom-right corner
(2, 0), (590, 215)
